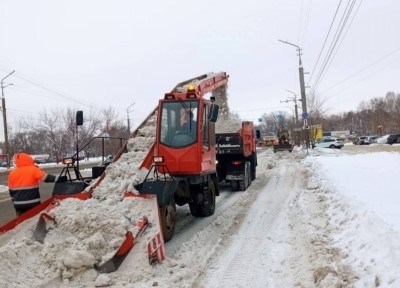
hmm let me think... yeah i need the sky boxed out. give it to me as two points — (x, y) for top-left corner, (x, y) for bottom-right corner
(1, 144), (400, 287)
(1, 0), (400, 141)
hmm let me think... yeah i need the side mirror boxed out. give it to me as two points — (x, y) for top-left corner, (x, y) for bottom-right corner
(209, 104), (219, 123)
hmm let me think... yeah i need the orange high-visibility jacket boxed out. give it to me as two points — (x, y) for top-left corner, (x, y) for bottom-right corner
(8, 153), (53, 211)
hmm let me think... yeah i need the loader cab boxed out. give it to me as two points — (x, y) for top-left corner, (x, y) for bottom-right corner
(157, 96), (219, 175)
(160, 100), (199, 148)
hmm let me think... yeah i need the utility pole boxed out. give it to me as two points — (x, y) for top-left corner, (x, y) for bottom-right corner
(1, 70), (15, 169)
(278, 39), (310, 149)
(281, 90), (301, 146)
(285, 89), (300, 124)
(126, 102), (135, 136)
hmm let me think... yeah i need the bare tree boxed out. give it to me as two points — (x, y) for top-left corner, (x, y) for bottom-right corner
(17, 106), (104, 162)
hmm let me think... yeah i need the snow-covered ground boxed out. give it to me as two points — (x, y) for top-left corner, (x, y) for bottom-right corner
(1, 144), (400, 287)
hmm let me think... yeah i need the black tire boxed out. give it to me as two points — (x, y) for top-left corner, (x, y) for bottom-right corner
(239, 162), (249, 191)
(329, 145), (335, 148)
(189, 180), (216, 217)
(251, 165), (256, 181)
(230, 180), (239, 191)
(159, 201), (176, 242)
(246, 163), (251, 187)
(250, 154), (257, 181)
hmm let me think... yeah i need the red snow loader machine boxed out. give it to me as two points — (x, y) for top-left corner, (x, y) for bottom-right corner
(0, 72), (231, 273)
(136, 72), (229, 241)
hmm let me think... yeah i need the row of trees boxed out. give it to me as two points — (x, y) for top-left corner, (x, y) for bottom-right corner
(257, 91), (400, 138)
(1, 106), (129, 163)
(1, 83), (233, 163)
(2, 90), (398, 160)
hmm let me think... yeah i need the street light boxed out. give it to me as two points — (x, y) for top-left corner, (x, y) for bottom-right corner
(278, 39), (310, 149)
(1, 70), (15, 169)
(126, 102), (135, 135)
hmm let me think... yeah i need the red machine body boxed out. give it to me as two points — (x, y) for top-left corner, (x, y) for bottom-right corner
(153, 72), (229, 176)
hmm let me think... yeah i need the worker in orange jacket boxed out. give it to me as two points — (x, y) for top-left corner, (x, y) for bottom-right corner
(8, 152), (67, 216)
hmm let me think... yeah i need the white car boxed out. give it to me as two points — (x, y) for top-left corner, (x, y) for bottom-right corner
(314, 137), (344, 149)
(376, 134), (390, 144)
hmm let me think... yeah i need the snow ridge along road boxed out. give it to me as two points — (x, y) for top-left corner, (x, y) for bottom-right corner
(111, 149), (356, 287)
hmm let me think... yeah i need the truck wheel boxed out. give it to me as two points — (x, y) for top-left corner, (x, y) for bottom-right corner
(251, 164), (256, 181)
(230, 180), (239, 191)
(189, 180), (216, 217)
(159, 201), (176, 242)
(247, 162), (252, 187)
(239, 162), (249, 191)
(250, 153), (257, 181)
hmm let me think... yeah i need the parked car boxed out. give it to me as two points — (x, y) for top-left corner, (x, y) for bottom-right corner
(353, 136), (367, 145)
(364, 136), (378, 144)
(314, 137), (344, 149)
(387, 134), (400, 145)
(376, 134), (391, 144)
(65, 151), (86, 161)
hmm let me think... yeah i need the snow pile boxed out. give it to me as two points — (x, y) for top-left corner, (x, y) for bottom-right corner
(92, 113), (157, 200)
(0, 112), (159, 287)
(307, 151), (400, 287)
(215, 114), (242, 133)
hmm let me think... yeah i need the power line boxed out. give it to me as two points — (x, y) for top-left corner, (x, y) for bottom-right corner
(0, 64), (98, 110)
(321, 45), (400, 95)
(311, 0), (358, 93)
(310, 0), (357, 94)
(307, 0), (343, 86)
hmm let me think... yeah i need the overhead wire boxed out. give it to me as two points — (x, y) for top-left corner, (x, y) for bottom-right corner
(310, 0), (356, 94)
(0, 64), (99, 110)
(307, 0), (343, 86)
(311, 0), (358, 94)
(321, 45), (400, 95)
(317, 0), (363, 94)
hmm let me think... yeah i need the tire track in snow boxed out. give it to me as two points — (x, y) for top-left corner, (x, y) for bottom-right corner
(199, 152), (305, 287)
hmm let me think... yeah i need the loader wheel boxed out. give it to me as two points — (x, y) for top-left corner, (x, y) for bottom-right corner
(159, 201), (176, 242)
(189, 180), (216, 217)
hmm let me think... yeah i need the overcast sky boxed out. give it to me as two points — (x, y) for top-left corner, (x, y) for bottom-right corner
(0, 0), (399, 140)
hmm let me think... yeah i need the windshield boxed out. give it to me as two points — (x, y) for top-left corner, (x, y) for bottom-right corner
(160, 100), (198, 147)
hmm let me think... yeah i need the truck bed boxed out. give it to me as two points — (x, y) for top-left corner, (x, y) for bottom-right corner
(216, 133), (244, 155)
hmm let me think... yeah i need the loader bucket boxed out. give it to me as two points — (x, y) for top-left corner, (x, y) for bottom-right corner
(32, 213), (56, 243)
(52, 181), (87, 196)
(135, 178), (178, 206)
(95, 216), (149, 273)
(0, 197), (54, 233)
(95, 231), (135, 273)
